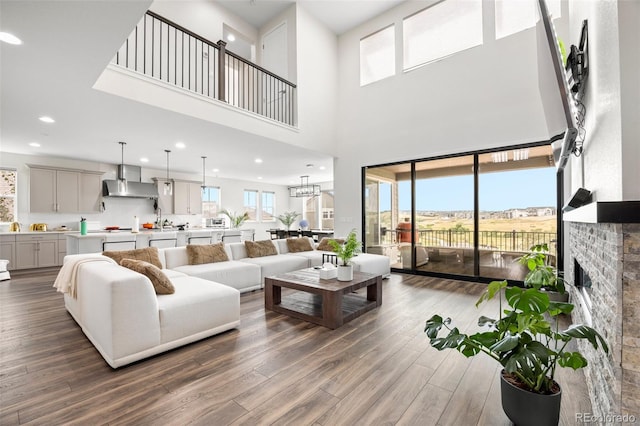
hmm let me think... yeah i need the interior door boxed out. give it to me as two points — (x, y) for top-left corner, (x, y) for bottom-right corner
(261, 23), (288, 121)
(262, 22), (288, 78)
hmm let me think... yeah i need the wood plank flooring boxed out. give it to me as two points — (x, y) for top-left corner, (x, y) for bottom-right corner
(0, 269), (592, 425)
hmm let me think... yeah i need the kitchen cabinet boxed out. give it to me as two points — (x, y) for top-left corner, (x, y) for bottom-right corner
(29, 166), (103, 213)
(174, 180), (202, 215)
(15, 234), (58, 269)
(58, 233), (67, 265)
(0, 234), (16, 271)
(152, 178), (174, 214)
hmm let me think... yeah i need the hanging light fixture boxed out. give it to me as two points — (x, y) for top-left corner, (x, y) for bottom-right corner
(201, 156), (207, 193)
(117, 141), (127, 193)
(164, 149), (173, 196)
(289, 175), (321, 197)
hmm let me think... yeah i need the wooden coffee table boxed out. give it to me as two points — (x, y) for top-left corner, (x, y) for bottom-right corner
(264, 269), (382, 329)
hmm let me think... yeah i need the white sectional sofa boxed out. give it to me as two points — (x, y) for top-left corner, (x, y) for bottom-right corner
(58, 237), (391, 368)
(61, 254), (240, 369)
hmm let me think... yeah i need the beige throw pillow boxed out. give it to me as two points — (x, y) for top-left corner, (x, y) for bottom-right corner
(186, 243), (229, 265)
(103, 247), (163, 269)
(286, 237), (313, 253)
(317, 238), (344, 252)
(120, 259), (175, 295)
(245, 240), (277, 258)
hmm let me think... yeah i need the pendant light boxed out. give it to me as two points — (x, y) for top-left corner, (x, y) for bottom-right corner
(117, 141), (127, 193)
(288, 175), (321, 197)
(201, 156), (207, 192)
(164, 149), (173, 196)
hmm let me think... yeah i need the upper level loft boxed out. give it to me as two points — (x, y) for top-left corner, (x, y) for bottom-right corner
(111, 10), (297, 127)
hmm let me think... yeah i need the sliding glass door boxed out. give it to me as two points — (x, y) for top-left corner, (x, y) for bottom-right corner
(363, 144), (556, 282)
(414, 156), (475, 276)
(478, 147), (557, 280)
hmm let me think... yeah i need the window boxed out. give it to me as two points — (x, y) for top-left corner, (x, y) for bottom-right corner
(0, 169), (16, 223)
(403, 0), (483, 71)
(202, 186), (220, 218)
(304, 191), (334, 230)
(261, 191), (275, 222)
(243, 190), (258, 221)
(495, 0), (561, 40)
(360, 25), (395, 86)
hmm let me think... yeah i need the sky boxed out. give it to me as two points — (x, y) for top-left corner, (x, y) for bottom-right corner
(378, 167), (556, 212)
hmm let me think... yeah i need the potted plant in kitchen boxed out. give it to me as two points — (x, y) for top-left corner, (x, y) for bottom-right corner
(277, 211), (300, 230)
(425, 280), (608, 426)
(518, 243), (568, 302)
(221, 209), (250, 229)
(328, 229), (361, 281)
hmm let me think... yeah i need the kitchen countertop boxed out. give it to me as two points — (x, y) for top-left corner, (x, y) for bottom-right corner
(64, 228), (230, 238)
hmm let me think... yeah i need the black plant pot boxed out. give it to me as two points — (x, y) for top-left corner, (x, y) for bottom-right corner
(500, 370), (562, 426)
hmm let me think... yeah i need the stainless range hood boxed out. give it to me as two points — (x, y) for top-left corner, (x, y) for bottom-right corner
(103, 165), (158, 198)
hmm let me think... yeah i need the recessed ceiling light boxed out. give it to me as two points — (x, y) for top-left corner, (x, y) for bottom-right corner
(0, 32), (22, 45)
(175, 142), (186, 149)
(140, 157), (149, 163)
(257, 176), (263, 180)
(212, 168), (219, 173)
(227, 34), (236, 42)
(39, 116), (55, 123)
(319, 166), (326, 170)
(255, 158), (263, 164)
(29, 142), (41, 147)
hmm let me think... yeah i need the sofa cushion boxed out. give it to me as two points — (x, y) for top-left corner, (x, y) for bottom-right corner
(317, 238), (344, 252)
(119, 259), (175, 295)
(102, 247), (163, 269)
(286, 237), (313, 253)
(171, 261), (262, 293)
(239, 254), (309, 284)
(186, 243), (229, 265)
(157, 276), (240, 344)
(245, 240), (277, 258)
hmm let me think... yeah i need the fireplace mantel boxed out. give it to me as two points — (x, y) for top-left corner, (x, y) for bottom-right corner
(563, 201), (640, 224)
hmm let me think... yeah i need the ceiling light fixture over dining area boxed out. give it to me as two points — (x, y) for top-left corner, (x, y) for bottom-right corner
(289, 175), (321, 197)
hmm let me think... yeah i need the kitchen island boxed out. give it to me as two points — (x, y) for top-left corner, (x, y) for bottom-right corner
(65, 228), (255, 255)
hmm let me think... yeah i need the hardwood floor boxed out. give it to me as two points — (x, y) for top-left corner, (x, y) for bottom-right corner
(0, 269), (592, 425)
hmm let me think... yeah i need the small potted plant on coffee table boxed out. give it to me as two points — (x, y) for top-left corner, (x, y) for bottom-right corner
(329, 229), (361, 281)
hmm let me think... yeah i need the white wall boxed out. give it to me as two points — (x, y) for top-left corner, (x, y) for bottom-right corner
(0, 152), (297, 239)
(566, 0), (625, 201)
(618, 0), (640, 200)
(332, 0), (558, 236)
(295, 3), (339, 154)
(149, 1), (258, 49)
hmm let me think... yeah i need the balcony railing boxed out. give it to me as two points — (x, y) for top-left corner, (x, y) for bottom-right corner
(112, 11), (297, 126)
(381, 228), (556, 253)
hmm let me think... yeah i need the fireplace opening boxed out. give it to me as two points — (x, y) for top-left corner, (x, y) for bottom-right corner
(574, 259), (593, 325)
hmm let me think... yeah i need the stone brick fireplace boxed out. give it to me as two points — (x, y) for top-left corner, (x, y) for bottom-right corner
(565, 202), (640, 419)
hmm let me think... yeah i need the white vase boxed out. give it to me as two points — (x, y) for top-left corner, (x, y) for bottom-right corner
(337, 265), (353, 281)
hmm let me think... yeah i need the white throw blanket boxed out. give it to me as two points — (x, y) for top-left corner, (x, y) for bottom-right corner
(53, 256), (117, 298)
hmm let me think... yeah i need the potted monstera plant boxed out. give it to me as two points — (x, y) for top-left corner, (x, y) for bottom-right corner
(425, 280), (608, 426)
(518, 243), (568, 302)
(328, 229), (361, 281)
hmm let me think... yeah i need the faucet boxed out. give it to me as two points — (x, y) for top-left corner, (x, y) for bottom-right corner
(156, 208), (163, 232)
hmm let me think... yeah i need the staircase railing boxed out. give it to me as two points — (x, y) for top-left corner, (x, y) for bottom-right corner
(112, 11), (297, 126)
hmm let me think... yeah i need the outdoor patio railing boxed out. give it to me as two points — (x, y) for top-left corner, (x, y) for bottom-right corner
(380, 228), (556, 253)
